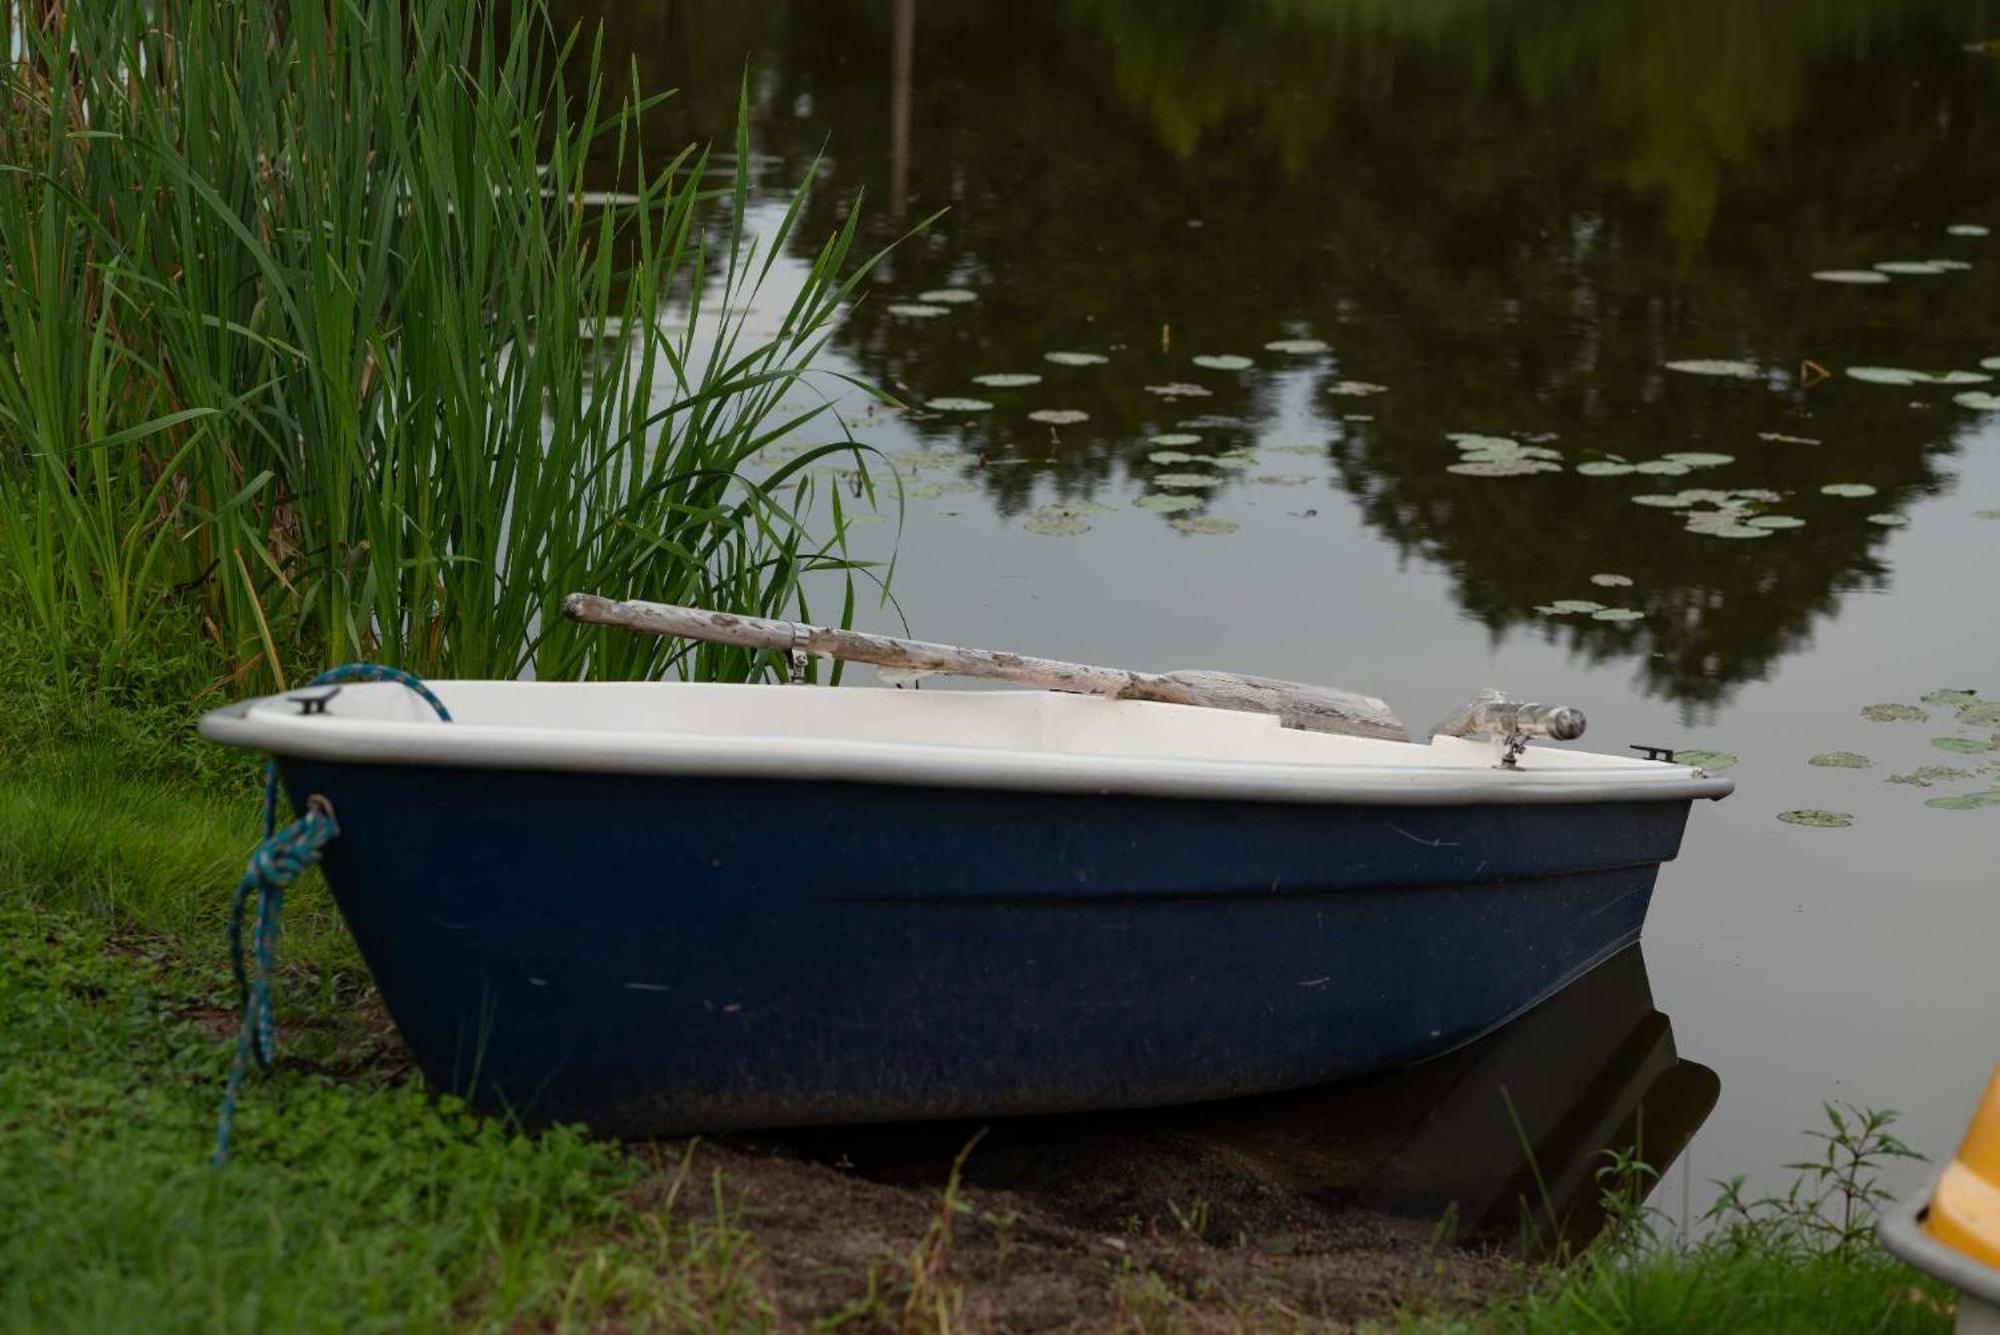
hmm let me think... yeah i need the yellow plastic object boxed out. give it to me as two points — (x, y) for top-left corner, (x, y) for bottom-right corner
(1926, 1066), (2000, 1270)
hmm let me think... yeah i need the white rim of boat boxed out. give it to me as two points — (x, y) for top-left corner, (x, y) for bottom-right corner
(201, 687), (1734, 809)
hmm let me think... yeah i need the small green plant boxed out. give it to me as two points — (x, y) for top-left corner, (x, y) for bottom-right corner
(1436, 1105), (1946, 1332)
(900, 1128), (986, 1333)
(1166, 1196), (1212, 1241)
(1591, 1140), (1666, 1255)
(1704, 1103), (1925, 1255)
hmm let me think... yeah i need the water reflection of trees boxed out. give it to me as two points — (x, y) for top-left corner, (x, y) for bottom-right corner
(556, 0), (2000, 711)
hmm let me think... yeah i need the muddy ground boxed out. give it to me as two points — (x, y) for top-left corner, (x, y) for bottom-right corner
(684, 1114), (1522, 1331)
(610, 949), (1713, 1329)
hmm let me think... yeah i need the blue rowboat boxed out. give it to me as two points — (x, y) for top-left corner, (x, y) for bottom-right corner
(200, 680), (1730, 1134)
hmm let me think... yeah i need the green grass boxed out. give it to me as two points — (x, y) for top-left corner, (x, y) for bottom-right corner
(1, 0), (892, 704)
(0, 909), (776, 1332)
(1425, 1245), (1948, 1333)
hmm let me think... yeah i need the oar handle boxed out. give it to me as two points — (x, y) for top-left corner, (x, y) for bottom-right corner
(562, 593), (1144, 696)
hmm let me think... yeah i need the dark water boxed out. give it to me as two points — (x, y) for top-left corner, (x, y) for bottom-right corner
(566, 1), (2000, 1224)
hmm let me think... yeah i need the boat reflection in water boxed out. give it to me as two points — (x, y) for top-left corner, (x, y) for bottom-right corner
(781, 947), (1715, 1253)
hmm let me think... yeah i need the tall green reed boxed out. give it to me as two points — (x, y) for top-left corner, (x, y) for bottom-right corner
(0, 0), (889, 700)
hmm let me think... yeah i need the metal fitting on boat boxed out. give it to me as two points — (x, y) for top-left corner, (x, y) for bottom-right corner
(1509, 703), (1588, 742)
(1430, 689), (1587, 768)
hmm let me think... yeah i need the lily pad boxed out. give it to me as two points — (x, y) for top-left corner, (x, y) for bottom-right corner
(1929, 259), (1974, 271)
(1676, 750), (1738, 772)
(1746, 515), (1807, 529)
(889, 449), (965, 473)
(887, 303), (952, 318)
(1039, 500), (1112, 518)
(1846, 366), (1991, 386)
(1809, 752), (1874, 768)
(1544, 599), (1606, 614)
(1135, 493), (1201, 513)
(1758, 432), (1822, 445)
(1024, 512), (1089, 537)
(1210, 455), (1258, 471)
(1635, 460), (1693, 476)
(1665, 452), (1735, 468)
(1920, 688), (1979, 706)
(1449, 459), (1561, 477)
(918, 288), (978, 304)
(1948, 224), (1991, 237)
(1665, 359), (1763, 379)
(1043, 351), (1108, 367)
(1027, 409), (1090, 425)
(910, 479), (975, 500)
(1683, 512), (1774, 539)
(1632, 494), (1697, 508)
(1147, 451), (1196, 464)
(1959, 701), (2000, 727)
(1982, 357), (2000, 371)
(1192, 354), (1254, 372)
(1591, 608), (1645, 622)
(1590, 573), (1634, 587)
(971, 372), (1042, 388)
(1150, 434), (1202, 447)
(926, 397), (994, 412)
(1576, 461), (1638, 476)
(1932, 736), (1996, 754)
(1145, 382), (1212, 398)
(1811, 269), (1893, 284)
(1254, 473), (1313, 486)
(1954, 392), (2000, 411)
(1170, 516), (1239, 535)
(1923, 790), (2000, 810)
(1778, 809), (1854, 828)
(1153, 473), (1223, 489)
(1860, 703), (1928, 723)
(1821, 483), (1878, 498)
(1865, 513), (1908, 527)
(1873, 261), (1948, 275)
(1889, 766), (1974, 787)
(1329, 380), (1389, 397)
(1263, 338), (1330, 354)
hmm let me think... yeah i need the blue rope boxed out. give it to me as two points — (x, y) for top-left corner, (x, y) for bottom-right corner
(212, 664), (451, 1165)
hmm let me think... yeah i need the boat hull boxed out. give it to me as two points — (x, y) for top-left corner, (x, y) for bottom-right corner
(279, 757), (1694, 1135)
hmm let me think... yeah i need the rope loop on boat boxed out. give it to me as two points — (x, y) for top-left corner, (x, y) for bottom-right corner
(213, 664), (451, 1166)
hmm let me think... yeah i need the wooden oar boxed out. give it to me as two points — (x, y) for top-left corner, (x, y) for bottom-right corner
(563, 593), (1408, 741)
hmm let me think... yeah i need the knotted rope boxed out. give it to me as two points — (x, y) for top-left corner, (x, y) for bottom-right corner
(213, 664), (451, 1165)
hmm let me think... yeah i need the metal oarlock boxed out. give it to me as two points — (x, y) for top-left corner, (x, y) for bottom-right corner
(787, 621), (810, 685)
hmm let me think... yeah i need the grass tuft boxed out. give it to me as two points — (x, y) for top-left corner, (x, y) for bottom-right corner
(1, 0), (891, 703)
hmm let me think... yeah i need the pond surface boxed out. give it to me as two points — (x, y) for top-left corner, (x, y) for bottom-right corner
(565, 1), (2000, 1221)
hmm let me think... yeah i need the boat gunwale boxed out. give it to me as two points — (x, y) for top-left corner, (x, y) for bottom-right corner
(201, 692), (1735, 808)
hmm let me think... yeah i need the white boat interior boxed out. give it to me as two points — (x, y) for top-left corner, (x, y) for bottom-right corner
(202, 681), (1735, 807)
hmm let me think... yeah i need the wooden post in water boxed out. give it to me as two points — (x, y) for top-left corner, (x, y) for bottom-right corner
(889, 0), (914, 221)
(564, 593), (1409, 741)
